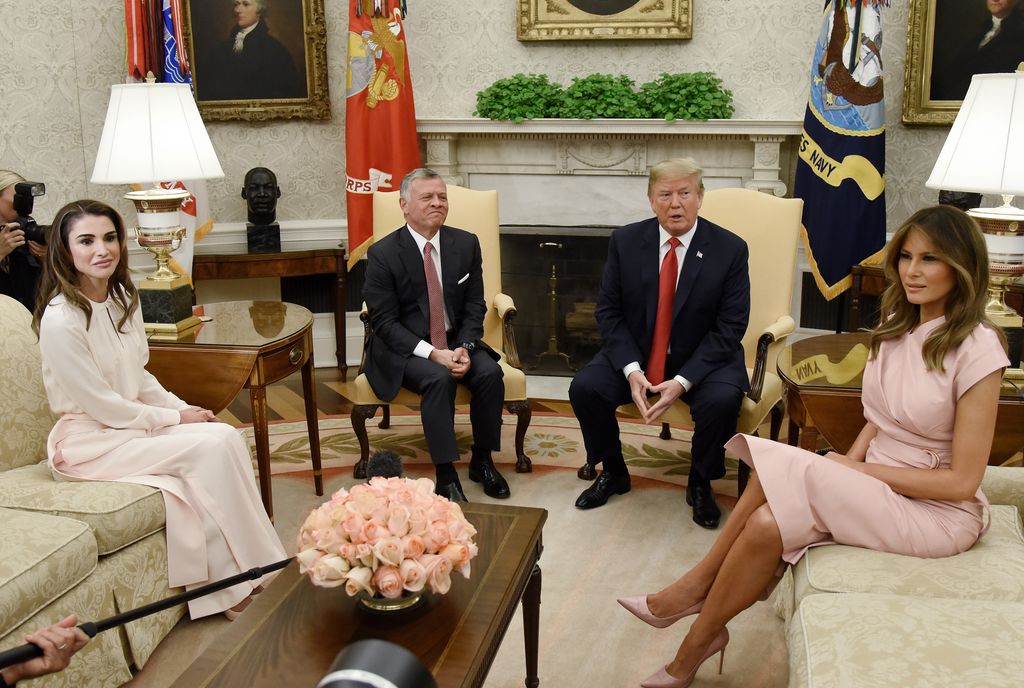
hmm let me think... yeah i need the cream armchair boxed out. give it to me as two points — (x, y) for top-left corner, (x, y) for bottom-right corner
(349, 185), (532, 477)
(594, 188), (803, 491)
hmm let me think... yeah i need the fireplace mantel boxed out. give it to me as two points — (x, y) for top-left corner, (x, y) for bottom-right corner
(416, 118), (803, 227)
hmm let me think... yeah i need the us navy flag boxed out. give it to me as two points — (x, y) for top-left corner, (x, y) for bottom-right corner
(795, 0), (888, 300)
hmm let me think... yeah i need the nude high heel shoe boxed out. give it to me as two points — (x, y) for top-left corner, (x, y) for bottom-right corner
(617, 595), (704, 629)
(639, 627), (729, 688)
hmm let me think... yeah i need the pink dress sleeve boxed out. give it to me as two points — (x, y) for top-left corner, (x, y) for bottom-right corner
(953, 324), (1010, 399)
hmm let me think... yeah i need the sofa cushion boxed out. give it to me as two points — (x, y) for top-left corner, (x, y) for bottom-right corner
(786, 504), (1024, 614)
(789, 593), (1024, 687)
(0, 294), (56, 472)
(0, 463), (165, 555)
(0, 507), (97, 638)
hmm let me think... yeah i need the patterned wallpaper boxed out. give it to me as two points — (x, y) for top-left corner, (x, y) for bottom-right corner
(0, 0), (946, 230)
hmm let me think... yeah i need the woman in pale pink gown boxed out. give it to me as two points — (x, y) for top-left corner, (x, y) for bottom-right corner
(618, 205), (1010, 687)
(32, 200), (285, 620)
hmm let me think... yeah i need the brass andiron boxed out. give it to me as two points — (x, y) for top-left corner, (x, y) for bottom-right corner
(531, 242), (575, 372)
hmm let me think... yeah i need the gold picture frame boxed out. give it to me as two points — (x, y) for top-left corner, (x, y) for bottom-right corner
(183, 0), (330, 122)
(518, 0), (692, 41)
(902, 0), (1024, 125)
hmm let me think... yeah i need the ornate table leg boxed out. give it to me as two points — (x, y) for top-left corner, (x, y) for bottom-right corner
(301, 340), (324, 496)
(249, 383), (273, 519)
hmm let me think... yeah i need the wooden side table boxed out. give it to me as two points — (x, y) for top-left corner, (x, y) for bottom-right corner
(145, 301), (324, 519)
(780, 331), (1024, 463)
(192, 248), (348, 379)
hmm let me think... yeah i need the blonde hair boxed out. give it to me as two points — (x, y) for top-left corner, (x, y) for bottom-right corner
(869, 205), (1004, 371)
(648, 158), (704, 196)
(32, 200), (139, 335)
(0, 170), (25, 194)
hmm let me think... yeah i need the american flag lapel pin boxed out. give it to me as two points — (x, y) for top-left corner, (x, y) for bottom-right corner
(696, 251), (703, 259)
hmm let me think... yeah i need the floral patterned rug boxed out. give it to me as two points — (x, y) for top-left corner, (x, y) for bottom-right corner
(240, 411), (743, 494)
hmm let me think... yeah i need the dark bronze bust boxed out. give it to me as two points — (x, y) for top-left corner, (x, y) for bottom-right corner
(242, 167), (282, 253)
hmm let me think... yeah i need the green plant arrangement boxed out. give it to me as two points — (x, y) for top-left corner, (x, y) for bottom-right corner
(474, 71), (735, 122)
(639, 72), (735, 121)
(473, 73), (563, 122)
(555, 74), (646, 119)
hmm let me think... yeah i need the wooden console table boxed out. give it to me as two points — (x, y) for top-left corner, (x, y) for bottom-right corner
(192, 248), (348, 379)
(146, 301), (324, 519)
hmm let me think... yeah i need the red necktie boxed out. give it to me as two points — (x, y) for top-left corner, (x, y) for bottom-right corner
(423, 243), (447, 349)
(647, 237), (681, 385)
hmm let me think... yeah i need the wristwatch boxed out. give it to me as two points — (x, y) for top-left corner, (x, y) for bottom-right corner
(459, 341), (477, 353)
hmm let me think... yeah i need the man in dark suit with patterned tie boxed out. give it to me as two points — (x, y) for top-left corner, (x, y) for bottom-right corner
(362, 168), (509, 502)
(570, 159), (750, 528)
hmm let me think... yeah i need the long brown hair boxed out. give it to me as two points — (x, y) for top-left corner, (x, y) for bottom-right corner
(869, 205), (1004, 371)
(32, 200), (139, 335)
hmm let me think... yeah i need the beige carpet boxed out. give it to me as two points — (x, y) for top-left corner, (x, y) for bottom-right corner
(127, 423), (788, 688)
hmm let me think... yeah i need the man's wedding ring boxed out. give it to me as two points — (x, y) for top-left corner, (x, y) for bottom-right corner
(57, 643), (67, 651)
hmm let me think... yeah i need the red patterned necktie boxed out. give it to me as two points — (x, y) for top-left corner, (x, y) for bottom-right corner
(647, 237), (681, 385)
(423, 242), (447, 349)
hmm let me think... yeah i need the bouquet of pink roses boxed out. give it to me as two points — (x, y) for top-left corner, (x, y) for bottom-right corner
(295, 476), (479, 599)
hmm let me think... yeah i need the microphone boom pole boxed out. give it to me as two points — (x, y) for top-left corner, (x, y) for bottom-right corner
(0, 556), (294, 670)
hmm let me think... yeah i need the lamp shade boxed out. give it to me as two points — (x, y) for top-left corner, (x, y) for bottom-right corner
(925, 71), (1024, 196)
(91, 83), (224, 185)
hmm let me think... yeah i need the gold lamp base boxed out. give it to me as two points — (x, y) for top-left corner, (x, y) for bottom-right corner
(970, 206), (1024, 328)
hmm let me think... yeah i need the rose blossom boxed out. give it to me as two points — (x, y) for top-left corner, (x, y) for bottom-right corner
(420, 553), (453, 594)
(372, 536), (405, 567)
(344, 566), (374, 596)
(423, 520), (451, 552)
(399, 559), (427, 592)
(296, 547), (322, 573)
(340, 511), (367, 544)
(310, 554), (350, 588)
(387, 504), (411, 537)
(372, 565), (405, 599)
(402, 534), (426, 560)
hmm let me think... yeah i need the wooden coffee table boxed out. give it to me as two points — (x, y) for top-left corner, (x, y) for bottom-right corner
(171, 503), (547, 688)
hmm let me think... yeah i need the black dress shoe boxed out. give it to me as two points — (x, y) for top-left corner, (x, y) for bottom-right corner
(468, 459), (511, 499)
(575, 471), (631, 510)
(435, 477), (469, 503)
(577, 463), (597, 480)
(686, 480), (721, 529)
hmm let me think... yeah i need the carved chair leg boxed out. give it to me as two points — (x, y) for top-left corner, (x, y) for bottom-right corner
(660, 421), (671, 440)
(770, 400), (785, 442)
(506, 400), (533, 473)
(351, 404), (379, 479)
(380, 404), (391, 430)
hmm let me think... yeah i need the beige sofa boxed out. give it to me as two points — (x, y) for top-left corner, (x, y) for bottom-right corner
(0, 294), (183, 686)
(776, 466), (1024, 687)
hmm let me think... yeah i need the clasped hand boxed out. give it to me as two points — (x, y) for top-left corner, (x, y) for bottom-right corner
(429, 346), (472, 379)
(629, 371), (684, 424)
(179, 406), (220, 424)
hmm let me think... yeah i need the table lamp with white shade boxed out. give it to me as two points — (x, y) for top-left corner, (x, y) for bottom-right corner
(91, 81), (224, 337)
(925, 67), (1024, 327)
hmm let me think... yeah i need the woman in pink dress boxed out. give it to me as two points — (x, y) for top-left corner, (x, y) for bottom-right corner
(32, 200), (286, 621)
(618, 205), (1010, 687)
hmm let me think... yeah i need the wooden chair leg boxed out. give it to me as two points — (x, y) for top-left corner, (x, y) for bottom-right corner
(380, 404), (391, 429)
(660, 421), (671, 440)
(770, 400), (784, 442)
(506, 400), (533, 473)
(351, 404), (379, 479)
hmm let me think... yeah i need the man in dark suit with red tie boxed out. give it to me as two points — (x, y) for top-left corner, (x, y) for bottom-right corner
(570, 159), (750, 528)
(362, 168), (509, 502)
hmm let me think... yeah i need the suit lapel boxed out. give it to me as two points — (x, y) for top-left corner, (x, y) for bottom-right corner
(641, 221), (660, 332)
(673, 219), (709, 320)
(397, 228), (430, 319)
(439, 227), (460, 325)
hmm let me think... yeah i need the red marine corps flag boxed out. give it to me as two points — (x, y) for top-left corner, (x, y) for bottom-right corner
(345, 0), (422, 268)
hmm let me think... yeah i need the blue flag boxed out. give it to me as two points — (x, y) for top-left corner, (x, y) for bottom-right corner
(161, 0), (190, 85)
(795, 0), (888, 300)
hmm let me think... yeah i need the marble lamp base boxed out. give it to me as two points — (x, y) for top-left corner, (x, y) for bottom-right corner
(139, 275), (202, 340)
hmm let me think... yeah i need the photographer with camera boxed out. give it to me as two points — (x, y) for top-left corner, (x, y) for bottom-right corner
(0, 170), (46, 312)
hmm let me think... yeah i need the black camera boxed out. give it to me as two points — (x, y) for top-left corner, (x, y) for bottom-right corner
(12, 181), (46, 245)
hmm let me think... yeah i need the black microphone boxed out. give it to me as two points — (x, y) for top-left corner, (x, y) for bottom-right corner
(316, 639), (436, 688)
(365, 449), (404, 479)
(0, 557), (293, 670)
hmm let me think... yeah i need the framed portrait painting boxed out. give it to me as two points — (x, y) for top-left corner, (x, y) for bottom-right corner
(518, 0), (693, 41)
(183, 0), (330, 121)
(903, 0), (1024, 125)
